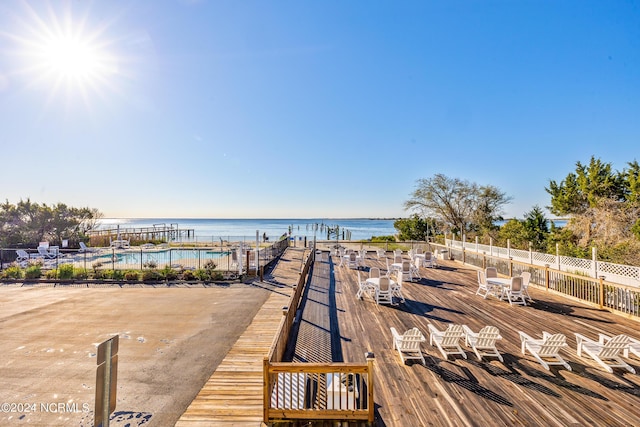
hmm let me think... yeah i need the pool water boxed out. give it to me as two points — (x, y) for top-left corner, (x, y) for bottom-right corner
(94, 249), (230, 267)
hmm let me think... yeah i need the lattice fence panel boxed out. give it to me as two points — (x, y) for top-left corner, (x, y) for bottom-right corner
(598, 261), (640, 279)
(559, 256), (592, 272)
(533, 252), (556, 265)
(509, 248), (529, 260)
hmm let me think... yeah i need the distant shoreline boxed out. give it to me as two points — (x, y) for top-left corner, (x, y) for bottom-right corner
(100, 217), (403, 221)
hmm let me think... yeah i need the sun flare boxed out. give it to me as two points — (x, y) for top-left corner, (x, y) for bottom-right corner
(41, 35), (106, 81)
(6, 2), (122, 102)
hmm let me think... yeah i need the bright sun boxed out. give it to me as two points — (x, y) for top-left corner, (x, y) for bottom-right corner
(41, 35), (106, 82)
(7, 2), (121, 101)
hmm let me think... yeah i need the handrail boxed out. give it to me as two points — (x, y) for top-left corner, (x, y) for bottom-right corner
(263, 249), (375, 424)
(264, 358), (375, 423)
(266, 248), (313, 363)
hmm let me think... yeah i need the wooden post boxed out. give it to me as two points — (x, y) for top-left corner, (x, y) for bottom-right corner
(365, 352), (375, 423)
(599, 276), (605, 309)
(263, 357), (270, 423)
(545, 264), (550, 290)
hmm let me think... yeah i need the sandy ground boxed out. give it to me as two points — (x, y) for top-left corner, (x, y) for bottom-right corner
(0, 283), (271, 426)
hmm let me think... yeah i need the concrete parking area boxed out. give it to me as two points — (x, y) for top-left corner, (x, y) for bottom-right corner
(0, 283), (272, 426)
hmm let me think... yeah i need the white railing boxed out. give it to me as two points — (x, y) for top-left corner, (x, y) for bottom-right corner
(445, 239), (640, 288)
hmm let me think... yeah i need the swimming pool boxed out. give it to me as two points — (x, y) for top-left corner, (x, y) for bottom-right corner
(93, 249), (231, 269)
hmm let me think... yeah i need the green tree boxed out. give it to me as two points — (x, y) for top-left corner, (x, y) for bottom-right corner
(546, 156), (624, 216)
(522, 205), (549, 251)
(623, 160), (640, 203)
(497, 219), (527, 249)
(0, 199), (102, 247)
(394, 215), (439, 241)
(545, 157), (640, 264)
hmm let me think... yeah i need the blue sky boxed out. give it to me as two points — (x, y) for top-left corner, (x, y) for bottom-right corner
(0, 0), (638, 219)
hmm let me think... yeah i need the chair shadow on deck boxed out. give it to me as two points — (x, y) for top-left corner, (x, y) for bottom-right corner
(570, 361), (640, 398)
(384, 299), (465, 323)
(466, 353), (608, 400)
(424, 356), (513, 406)
(412, 277), (465, 290)
(527, 298), (617, 324)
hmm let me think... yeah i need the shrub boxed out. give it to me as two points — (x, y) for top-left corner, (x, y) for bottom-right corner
(74, 268), (89, 280)
(194, 269), (210, 281)
(58, 264), (75, 280)
(142, 269), (162, 281)
(370, 235), (396, 242)
(182, 270), (196, 281)
(24, 265), (42, 279)
(161, 266), (179, 281)
(112, 270), (125, 280)
(93, 269), (107, 280)
(124, 270), (139, 281)
(2, 266), (23, 279)
(45, 269), (58, 279)
(203, 260), (217, 270)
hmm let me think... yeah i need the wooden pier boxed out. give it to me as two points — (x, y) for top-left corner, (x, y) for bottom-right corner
(87, 223), (195, 244)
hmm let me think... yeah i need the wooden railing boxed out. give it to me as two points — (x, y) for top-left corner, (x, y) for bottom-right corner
(263, 249), (375, 424)
(267, 248), (312, 363)
(443, 244), (640, 320)
(264, 360), (375, 423)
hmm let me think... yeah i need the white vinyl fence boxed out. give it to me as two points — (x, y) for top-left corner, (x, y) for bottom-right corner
(444, 237), (640, 288)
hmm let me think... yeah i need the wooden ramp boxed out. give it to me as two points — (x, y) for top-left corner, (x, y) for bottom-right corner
(176, 247), (307, 426)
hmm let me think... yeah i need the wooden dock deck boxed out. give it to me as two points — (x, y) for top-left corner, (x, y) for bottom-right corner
(178, 248), (640, 426)
(176, 247), (308, 426)
(321, 252), (640, 426)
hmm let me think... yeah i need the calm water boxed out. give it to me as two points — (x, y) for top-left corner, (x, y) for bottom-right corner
(97, 218), (398, 241)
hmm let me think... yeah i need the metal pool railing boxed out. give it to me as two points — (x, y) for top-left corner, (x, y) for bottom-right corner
(1, 239), (289, 275)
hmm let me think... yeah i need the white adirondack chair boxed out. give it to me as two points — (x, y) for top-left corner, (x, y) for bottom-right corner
(428, 324), (467, 360)
(599, 333), (640, 360)
(575, 333), (635, 373)
(390, 327), (426, 365)
(462, 325), (503, 362)
(519, 331), (571, 371)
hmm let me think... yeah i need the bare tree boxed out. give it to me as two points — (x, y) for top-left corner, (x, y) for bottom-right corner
(404, 174), (511, 235)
